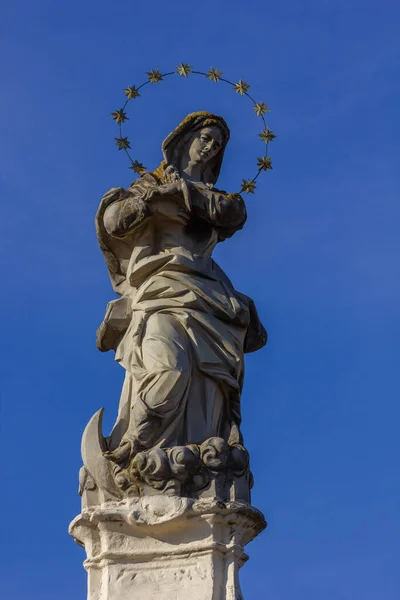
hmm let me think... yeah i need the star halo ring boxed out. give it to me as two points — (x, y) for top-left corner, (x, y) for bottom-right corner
(112, 63), (276, 195)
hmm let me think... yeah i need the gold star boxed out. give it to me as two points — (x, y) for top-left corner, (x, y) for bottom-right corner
(176, 62), (192, 77)
(240, 179), (256, 194)
(257, 156), (273, 171)
(130, 160), (146, 173)
(233, 79), (250, 95)
(123, 85), (140, 99)
(259, 128), (276, 143)
(253, 102), (270, 117)
(111, 108), (128, 124)
(206, 67), (223, 83)
(147, 69), (163, 84)
(115, 136), (131, 150)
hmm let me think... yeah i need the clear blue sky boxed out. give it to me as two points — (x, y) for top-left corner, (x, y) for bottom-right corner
(1, 1), (399, 598)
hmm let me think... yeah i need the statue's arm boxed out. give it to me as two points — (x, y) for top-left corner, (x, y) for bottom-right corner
(103, 187), (150, 238)
(188, 184), (247, 238)
(104, 176), (191, 236)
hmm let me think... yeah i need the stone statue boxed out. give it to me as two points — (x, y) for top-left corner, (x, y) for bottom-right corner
(95, 111), (266, 472)
(71, 112), (267, 600)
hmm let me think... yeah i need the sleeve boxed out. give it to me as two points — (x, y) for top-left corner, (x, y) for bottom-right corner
(187, 183), (247, 240)
(103, 176), (155, 238)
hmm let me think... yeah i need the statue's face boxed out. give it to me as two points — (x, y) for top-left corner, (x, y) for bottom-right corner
(187, 126), (224, 165)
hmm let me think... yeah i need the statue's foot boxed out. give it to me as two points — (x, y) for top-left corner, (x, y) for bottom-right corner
(103, 439), (142, 464)
(104, 441), (131, 464)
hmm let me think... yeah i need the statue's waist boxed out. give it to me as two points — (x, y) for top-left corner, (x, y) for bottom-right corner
(132, 270), (248, 322)
(127, 251), (216, 288)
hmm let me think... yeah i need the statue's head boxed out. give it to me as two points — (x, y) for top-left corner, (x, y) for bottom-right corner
(161, 112), (230, 185)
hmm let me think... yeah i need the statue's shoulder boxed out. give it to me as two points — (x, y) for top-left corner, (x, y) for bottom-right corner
(96, 188), (125, 224)
(197, 182), (244, 202)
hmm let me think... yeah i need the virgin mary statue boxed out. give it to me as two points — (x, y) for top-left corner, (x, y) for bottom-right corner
(95, 111), (267, 464)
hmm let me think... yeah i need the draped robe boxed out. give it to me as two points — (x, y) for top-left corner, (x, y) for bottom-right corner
(96, 170), (266, 454)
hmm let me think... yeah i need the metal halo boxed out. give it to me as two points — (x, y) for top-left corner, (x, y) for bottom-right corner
(111, 64), (276, 194)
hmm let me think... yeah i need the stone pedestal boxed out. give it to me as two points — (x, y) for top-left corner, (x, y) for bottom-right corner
(69, 496), (266, 600)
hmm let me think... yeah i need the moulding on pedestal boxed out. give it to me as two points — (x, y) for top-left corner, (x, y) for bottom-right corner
(70, 496), (266, 600)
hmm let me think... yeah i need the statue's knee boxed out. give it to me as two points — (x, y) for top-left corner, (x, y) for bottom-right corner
(167, 363), (190, 390)
(142, 314), (190, 375)
(138, 363), (190, 415)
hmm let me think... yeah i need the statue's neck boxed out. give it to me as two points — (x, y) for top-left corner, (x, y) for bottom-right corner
(180, 159), (203, 183)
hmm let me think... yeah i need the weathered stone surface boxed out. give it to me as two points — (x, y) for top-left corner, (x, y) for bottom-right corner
(69, 496), (266, 600)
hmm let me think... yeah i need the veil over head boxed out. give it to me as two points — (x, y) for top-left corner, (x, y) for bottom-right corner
(160, 111), (230, 185)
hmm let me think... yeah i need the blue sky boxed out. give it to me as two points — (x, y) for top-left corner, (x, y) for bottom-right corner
(1, 1), (399, 598)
